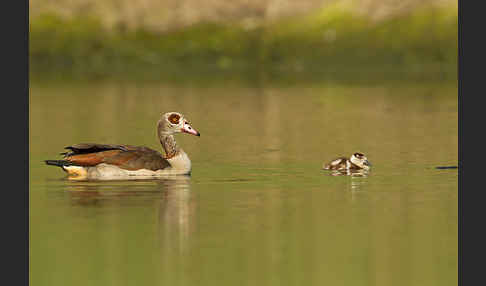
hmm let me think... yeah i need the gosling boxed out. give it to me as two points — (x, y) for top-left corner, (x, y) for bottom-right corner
(322, 152), (371, 171)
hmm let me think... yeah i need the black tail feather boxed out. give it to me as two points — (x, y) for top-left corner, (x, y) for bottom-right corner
(45, 160), (73, 167)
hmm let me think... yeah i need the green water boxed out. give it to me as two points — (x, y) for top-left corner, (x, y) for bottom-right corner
(30, 78), (457, 286)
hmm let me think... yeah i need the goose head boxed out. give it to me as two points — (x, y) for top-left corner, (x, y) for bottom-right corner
(158, 112), (200, 137)
(350, 152), (371, 169)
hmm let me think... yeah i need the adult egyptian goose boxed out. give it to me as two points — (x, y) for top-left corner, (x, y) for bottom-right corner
(45, 112), (200, 180)
(322, 152), (371, 171)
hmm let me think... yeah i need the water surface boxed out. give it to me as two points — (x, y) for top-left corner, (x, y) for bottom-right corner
(30, 78), (457, 286)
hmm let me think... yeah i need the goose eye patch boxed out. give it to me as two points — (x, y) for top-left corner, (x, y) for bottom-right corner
(168, 114), (180, 124)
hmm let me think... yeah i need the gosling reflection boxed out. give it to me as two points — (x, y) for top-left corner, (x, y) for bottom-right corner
(350, 176), (368, 192)
(328, 169), (370, 177)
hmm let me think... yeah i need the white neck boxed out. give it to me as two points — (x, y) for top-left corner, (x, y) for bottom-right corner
(166, 151), (192, 175)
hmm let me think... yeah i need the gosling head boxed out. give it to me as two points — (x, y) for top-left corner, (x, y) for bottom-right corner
(350, 152), (371, 170)
(158, 112), (200, 137)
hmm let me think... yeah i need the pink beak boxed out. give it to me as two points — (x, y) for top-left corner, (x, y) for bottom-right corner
(182, 122), (200, 136)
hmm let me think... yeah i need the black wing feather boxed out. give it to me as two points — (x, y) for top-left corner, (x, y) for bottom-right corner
(61, 143), (130, 157)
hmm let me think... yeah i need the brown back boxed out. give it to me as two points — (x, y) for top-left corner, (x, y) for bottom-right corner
(63, 143), (171, 171)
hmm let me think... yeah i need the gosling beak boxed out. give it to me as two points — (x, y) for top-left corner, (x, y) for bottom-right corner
(182, 122), (200, 137)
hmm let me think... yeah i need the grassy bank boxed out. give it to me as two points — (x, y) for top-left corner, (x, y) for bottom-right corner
(30, 3), (457, 81)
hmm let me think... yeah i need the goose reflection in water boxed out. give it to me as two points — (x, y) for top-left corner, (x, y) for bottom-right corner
(157, 176), (195, 256)
(64, 175), (195, 255)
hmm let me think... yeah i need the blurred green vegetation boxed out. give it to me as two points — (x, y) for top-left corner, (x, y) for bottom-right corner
(30, 3), (457, 81)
